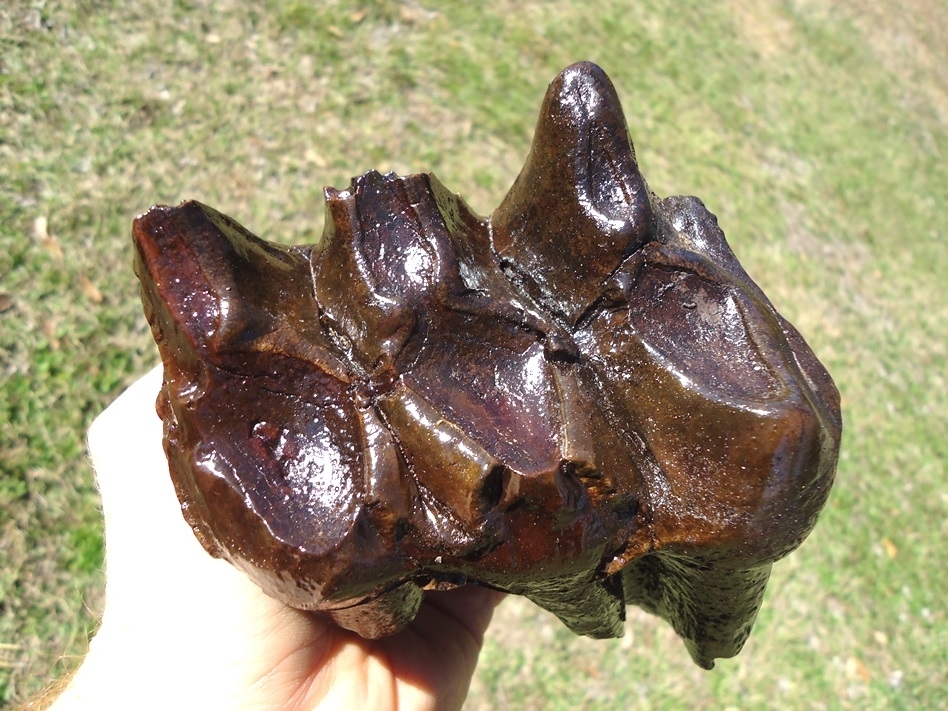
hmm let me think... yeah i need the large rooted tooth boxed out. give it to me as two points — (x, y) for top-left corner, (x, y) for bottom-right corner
(133, 61), (841, 666)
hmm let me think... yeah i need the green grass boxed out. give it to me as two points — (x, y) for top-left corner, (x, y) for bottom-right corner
(1, 0), (945, 707)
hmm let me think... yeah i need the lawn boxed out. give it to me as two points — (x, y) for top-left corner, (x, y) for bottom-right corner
(1, 0), (946, 708)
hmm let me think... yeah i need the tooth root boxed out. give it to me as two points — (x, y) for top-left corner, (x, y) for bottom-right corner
(328, 582), (423, 639)
(621, 554), (773, 668)
(524, 569), (625, 639)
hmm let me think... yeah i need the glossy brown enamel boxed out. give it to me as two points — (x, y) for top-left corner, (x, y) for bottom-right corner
(133, 62), (841, 668)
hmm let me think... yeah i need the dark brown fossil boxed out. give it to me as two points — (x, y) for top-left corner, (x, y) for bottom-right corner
(133, 62), (840, 668)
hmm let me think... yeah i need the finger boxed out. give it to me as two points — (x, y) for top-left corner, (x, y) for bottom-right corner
(422, 586), (506, 647)
(363, 587), (504, 711)
(87, 365), (214, 603)
(84, 367), (337, 708)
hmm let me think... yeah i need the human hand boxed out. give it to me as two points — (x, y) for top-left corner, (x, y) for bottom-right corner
(50, 367), (503, 710)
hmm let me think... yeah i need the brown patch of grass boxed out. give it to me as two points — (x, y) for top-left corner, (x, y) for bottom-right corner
(835, 0), (948, 122)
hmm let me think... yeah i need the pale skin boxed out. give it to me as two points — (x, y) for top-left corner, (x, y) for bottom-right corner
(44, 367), (503, 711)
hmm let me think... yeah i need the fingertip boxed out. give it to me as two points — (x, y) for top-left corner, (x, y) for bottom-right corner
(423, 586), (505, 647)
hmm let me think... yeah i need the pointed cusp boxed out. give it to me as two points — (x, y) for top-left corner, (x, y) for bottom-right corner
(490, 61), (656, 325)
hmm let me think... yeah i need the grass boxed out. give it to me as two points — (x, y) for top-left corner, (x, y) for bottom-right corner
(1, 0), (945, 707)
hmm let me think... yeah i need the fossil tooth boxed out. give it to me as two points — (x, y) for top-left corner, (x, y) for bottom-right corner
(133, 62), (841, 666)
